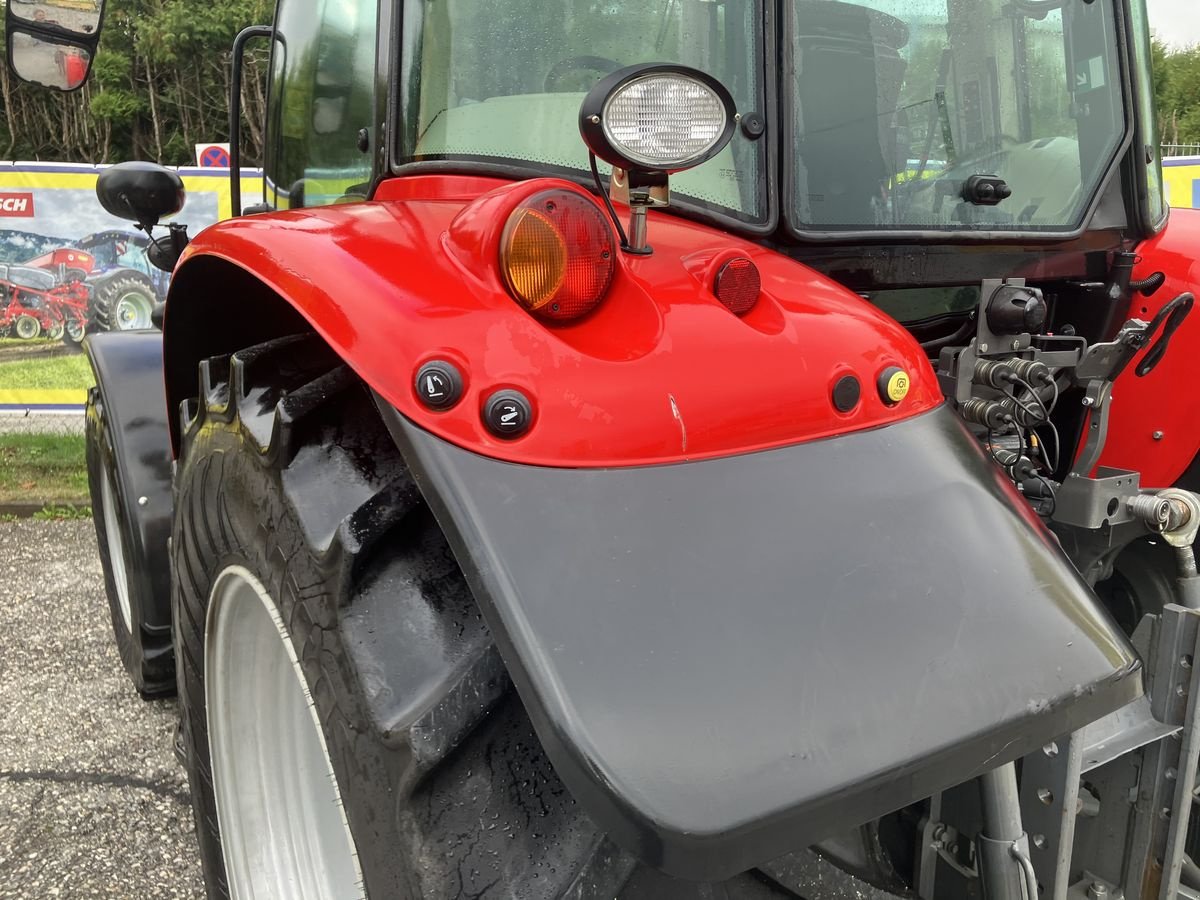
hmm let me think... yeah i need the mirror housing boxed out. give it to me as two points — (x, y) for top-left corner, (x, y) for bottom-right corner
(6, 1), (105, 91)
(96, 162), (186, 232)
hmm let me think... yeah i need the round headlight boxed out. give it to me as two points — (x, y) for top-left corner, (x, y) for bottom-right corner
(580, 64), (737, 173)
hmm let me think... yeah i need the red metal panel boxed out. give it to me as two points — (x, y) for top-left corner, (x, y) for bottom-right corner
(1099, 207), (1200, 486)
(176, 174), (942, 468)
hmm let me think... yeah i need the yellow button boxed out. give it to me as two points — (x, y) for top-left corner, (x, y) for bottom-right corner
(878, 367), (910, 404)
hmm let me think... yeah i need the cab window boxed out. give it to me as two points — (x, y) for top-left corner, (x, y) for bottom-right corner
(264, 0), (378, 209)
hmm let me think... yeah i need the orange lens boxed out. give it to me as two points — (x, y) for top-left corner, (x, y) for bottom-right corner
(504, 209), (568, 308)
(501, 191), (615, 321)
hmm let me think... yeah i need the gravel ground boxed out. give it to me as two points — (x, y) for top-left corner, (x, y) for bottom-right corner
(0, 518), (203, 899)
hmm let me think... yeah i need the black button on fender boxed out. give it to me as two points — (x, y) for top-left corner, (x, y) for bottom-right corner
(483, 390), (533, 439)
(415, 361), (463, 411)
(831, 375), (861, 413)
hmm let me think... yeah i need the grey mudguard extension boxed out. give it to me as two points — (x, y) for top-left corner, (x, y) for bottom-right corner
(86, 331), (173, 631)
(378, 401), (1142, 881)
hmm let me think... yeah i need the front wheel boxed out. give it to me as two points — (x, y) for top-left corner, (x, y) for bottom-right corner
(174, 335), (808, 899)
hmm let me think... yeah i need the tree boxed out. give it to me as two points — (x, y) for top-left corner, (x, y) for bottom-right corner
(0, 0), (272, 164)
(1154, 40), (1200, 147)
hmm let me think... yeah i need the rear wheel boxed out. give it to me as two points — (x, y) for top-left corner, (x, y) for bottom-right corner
(174, 335), (817, 899)
(206, 565), (364, 898)
(91, 273), (157, 331)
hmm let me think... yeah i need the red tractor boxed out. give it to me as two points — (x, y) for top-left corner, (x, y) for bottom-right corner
(0, 247), (92, 342)
(11, 0), (1200, 898)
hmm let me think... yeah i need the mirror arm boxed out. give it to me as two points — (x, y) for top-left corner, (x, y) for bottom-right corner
(230, 25), (273, 218)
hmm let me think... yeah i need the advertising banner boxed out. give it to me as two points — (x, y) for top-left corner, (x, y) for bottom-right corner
(1164, 157), (1200, 212)
(0, 163), (261, 410)
(4, 159), (1200, 413)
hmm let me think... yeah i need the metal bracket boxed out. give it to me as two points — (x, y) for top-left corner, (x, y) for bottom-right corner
(1122, 604), (1200, 900)
(1020, 732), (1084, 900)
(1054, 469), (1141, 530)
(1158, 608), (1200, 899)
(1072, 382), (1115, 477)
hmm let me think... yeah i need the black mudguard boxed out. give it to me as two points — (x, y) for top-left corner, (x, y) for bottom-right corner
(85, 331), (173, 633)
(378, 401), (1142, 881)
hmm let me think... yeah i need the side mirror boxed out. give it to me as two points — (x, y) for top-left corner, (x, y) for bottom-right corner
(7, 31), (94, 92)
(9, 0), (105, 40)
(96, 162), (186, 232)
(6, 1), (105, 92)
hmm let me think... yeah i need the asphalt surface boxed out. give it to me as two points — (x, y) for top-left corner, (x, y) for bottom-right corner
(0, 519), (203, 898)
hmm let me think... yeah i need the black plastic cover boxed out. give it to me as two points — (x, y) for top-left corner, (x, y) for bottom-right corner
(86, 331), (173, 630)
(380, 402), (1142, 881)
(95, 161), (185, 230)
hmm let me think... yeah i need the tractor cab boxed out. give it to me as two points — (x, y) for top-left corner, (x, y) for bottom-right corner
(251, 0), (1163, 294)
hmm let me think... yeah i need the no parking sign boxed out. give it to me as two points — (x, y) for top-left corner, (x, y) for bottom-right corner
(195, 143), (232, 168)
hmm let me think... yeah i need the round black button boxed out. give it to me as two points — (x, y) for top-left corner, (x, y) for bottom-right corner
(831, 375), (861, 413)
(415, 361), (463, 411)
(740, 112), (766, 139)
(483, 390), (532, 439)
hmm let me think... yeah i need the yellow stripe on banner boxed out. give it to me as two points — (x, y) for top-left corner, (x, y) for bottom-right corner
(0, 170), (264, 222)
(0, 389), (88, 405)
(1164, 162), (1200, 210)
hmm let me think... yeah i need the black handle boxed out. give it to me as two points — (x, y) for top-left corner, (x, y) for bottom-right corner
(229, 25), (273, 219)
(1136, 292), (1194, 377)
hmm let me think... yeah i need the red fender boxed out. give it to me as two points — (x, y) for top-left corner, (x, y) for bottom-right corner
(1098, 207), (1200, 486)
(172, 174), (941, 467)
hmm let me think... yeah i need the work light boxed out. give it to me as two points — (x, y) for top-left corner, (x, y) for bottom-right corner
(579, 64), (737, 174)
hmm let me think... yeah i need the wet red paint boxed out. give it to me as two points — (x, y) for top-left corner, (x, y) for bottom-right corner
(177, 174), (942, 467)
(1099, 207), (1200, 486)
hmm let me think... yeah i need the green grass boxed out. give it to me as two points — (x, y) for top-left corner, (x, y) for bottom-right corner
(32, 504), (92, 520)
(0, 337), (57, 350)
(0, 353), (93, 392)
(0, 433), (89, 504)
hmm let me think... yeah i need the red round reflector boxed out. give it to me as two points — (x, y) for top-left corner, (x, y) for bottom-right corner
(714, 257), (761, 316)
(500, 191), (616, 321)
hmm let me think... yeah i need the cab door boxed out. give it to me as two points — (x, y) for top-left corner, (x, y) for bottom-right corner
(263, 0), (380, 210)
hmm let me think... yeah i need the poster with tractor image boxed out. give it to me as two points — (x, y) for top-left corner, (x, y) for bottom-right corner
(0, 163), (260, 407)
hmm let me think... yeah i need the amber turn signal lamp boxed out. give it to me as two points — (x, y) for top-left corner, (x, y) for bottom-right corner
(714, 257), (760, 316)
(500, 191), (616, 321)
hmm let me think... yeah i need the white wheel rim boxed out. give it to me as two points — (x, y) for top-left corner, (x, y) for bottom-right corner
(205, 565), (365, 900)
(99, 468), (133, 634)
(67, 319), (84, 340)
(14, 315), (39, 339)
(115, 291), (153, 329)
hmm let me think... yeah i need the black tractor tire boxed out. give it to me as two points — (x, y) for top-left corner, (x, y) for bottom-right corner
(85, 385), (176, 696)
(90, 272), (158, 332)
(173, 334), (814, 900)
